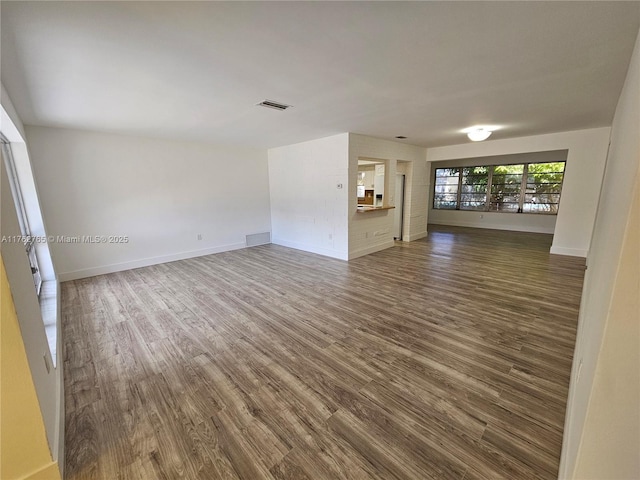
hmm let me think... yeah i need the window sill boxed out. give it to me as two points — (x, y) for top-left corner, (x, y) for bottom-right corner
(39, 280), (58, 367)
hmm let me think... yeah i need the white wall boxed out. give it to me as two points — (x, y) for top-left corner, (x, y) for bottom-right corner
(1, 85), (63, 473)
(268, 133), (349, 260)
(427, 127), (611, 257)
(349, 134), (428, 259)
(430, 208), (557, 234)
(268, 133), (428, 261)
(25, 126), (272, 280)
(560, 28), (640, 480)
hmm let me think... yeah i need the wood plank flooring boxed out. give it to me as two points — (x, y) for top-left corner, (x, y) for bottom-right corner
(62, 225), (586, 480)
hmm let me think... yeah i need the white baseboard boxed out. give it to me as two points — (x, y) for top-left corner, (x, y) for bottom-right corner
(550, 246), (588, 257)
(23, 461), (61, 480)
(428, 219), (555, 234)
(406, 231), (428, 241)
(58, 242), (247, 281)
(349, 240), (395, 260)
(271, 238), (348, 261)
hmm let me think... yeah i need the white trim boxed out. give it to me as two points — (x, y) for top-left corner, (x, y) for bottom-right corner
(428, 219), (555, 235)
(58, 242), (247, 281)
(550, 245), (588, 257)
(0, 102), (26, 143)
(405, 231), (428, 242)
(54, 277), (64, 477)
(349, 240), (395, 259)
(23, 461), (61, 480)
(271, 238), (348, 260)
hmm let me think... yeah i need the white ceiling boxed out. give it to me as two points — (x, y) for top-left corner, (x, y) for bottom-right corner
(2, 1), (639, 149)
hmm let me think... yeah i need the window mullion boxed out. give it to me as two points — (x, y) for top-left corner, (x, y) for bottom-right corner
(519, 163), (528, 213)
(486, 166), (493, 211)
(456, 169), (463, 210)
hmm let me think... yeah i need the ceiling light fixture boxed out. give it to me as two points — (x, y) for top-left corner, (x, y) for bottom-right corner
(462, 125), (500, 142)
(467, 128), (492, 142)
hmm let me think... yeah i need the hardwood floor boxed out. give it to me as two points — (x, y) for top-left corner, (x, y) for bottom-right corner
(62, 225), (586, 480)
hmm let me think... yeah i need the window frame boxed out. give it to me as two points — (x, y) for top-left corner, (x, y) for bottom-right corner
(433, 160), (566, 215)
(460, 165), (490, 211)
(523, 162), (566, 214)
(433, 167), (461, 210)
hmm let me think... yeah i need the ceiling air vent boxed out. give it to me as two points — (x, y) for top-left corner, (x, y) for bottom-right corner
(257, 100), (292, 111)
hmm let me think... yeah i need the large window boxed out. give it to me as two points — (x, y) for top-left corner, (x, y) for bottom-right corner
(433, 161), (565, 214)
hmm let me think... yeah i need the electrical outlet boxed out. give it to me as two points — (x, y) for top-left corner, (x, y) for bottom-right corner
(337, 183), (343, 189)
(197, 234), (203, 241)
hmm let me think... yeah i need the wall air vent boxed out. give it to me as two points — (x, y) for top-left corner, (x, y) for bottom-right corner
(246, 232), (271, 247)
(257, 100), (292, 111)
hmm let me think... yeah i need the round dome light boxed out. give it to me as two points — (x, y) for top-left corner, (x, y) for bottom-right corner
(467, 128), (492, 141)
